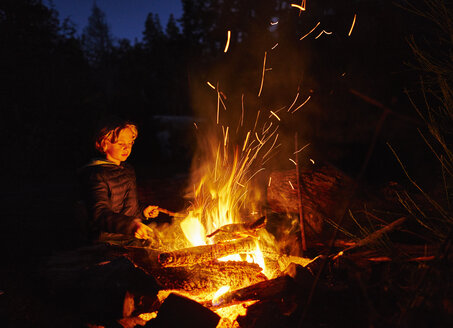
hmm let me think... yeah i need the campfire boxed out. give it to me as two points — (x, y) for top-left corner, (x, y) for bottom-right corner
(127, 88), (319, 327)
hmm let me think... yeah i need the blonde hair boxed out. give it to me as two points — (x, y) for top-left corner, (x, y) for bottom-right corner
(95, 122), (138, 154)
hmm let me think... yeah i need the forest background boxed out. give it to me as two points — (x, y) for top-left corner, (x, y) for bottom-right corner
(1, 0), (449, 256)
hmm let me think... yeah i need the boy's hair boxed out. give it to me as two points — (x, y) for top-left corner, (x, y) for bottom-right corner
(95, 121), (138, 154)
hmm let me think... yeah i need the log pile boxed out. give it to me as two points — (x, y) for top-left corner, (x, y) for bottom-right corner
(158, 237), (257, 267)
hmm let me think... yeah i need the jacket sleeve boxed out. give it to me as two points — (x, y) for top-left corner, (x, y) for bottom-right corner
(84, 170), (137, 236)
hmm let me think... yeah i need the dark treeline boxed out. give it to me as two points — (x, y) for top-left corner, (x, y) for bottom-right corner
(1, 0), (434, 186)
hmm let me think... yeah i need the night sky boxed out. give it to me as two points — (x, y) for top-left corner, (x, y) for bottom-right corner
(51, 0), (183, 42)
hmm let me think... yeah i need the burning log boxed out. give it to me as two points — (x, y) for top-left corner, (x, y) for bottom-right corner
(206, 275), (297, 308)
(148, 293), (220, 328)
(206, 216), (266, 242)
(153, 261), (267, 294)
(267, 162), (354, 241)
(158, 237), (257, 267)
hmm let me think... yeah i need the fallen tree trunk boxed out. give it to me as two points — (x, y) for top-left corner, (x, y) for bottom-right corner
(267, 162), (354, 241)
(158, 237), (257, 267)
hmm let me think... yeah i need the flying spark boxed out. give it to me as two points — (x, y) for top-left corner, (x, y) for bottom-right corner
(310, 158), (315, 164)
(292, 95), (311, 113)
(291, 2), (306, 12)
(270, 21), (279, 26)
(243, 131), (251, 151)
(193, 122), (198, 129)
(315, 30), (333, 39)
(223, 126), (229, 147)
(289, 158), (297, 166)
(207, 81), (216, 89)
(253, 110), (260, 132)
(287, 92), (300, 112)
(288, 181), (295, 190)
(224, 30), (231, 52)
(255, 132), (264, 145)
(216, 90), (220, 124)
(294, 143), (310, 154)
(263, 133), (279, 159)
(269, 111), (281, 121)
(300, 22), (320, 40)
(271, 43), (279, 50)
(268, 177), (272, 187)
(348, 14), (357, 36)
(258, 52), (267, 97)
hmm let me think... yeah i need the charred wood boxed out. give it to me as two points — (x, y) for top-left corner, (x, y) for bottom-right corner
(153, 261), (267, 294)
(207, 275), (297, 308)
(146, 293), (220, 328)
(158, 237), (257, 267)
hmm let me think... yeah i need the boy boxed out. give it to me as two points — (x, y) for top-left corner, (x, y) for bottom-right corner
(79, 120), (161, 245)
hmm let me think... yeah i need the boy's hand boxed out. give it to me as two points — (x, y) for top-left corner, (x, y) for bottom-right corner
(133, 221), (163, 247)
(143, 205), (159, 218)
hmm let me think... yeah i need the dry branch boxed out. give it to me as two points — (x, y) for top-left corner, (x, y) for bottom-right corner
(206, 216), (266, 242)
(332, 217), (407, 260)
(158, 237), (257, 267)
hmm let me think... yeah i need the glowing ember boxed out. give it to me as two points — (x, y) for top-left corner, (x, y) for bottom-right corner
(213, 285), (231, 305)
(138, 312), (157, 321)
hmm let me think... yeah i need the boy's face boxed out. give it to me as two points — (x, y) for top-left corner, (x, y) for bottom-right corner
(104, 128), (135, 165)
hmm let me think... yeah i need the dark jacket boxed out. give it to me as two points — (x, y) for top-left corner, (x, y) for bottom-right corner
(78, 159), (145, 239)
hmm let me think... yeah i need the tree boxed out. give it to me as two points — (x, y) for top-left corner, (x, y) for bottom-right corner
(81, 2), (112, 66)
(166, 13), (180, 40)
(143, 13), (164, 51)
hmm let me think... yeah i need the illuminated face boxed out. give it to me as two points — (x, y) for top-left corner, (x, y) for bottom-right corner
(104, 128), (135, 165)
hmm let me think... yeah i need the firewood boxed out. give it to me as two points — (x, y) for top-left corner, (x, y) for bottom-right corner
(153, 261), (267, 294)
(146, 293), (220, 328)
(158, 237), (257, 267)
(267, 162), (354, 239)
(206, 216), (266, 242)
(206, 275), (296, 308)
